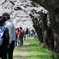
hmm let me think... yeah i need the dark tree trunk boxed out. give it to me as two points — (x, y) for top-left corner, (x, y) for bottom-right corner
(41, 13), (49, 47)
(31, 0), (59, 53)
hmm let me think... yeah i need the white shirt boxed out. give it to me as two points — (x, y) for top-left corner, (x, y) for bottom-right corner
(5, 19), (16, 44)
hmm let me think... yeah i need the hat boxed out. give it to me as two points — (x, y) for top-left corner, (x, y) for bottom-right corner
(2, 13), (10, 18)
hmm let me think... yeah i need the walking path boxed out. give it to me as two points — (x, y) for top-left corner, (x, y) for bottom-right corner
(13, 37), (56, 59)
(13, 37), (32, 59)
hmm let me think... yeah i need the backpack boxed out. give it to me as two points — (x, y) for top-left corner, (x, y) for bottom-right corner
(0, 26), (6, 46)
(20, 30), (24, 38)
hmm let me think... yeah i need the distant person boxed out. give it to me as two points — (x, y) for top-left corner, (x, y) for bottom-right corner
(17, 28), (20, 46)
(0, 16), (9, 59)
(2, 13), (16, 59)
(32, 30), (36, 38)
(19, 27), (24, 46)
(25, 28), (29, 40)
(17, 27), (24, 46)
(15, 28), (18, 46)
(28, 29), (31, 37)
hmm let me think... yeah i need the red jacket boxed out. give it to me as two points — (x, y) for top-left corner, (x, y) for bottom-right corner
(17, 30), (24, 39)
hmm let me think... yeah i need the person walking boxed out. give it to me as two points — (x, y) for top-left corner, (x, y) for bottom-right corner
(17, 27), (24, 46)
(25, 28), (29, 40)
(15, 28), (18, 46)
(17, 28), (20, 46)
(0, 16), (9, 59)
(19, 27), (24, 46)
(2, 13), (16, 59)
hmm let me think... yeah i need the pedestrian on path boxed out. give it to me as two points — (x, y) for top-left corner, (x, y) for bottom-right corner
(17, 27), (24, 46)
(2, 13), (16, 59)
(25, 28), (29, 40)
(19, 27), (24, 46)
(0, 16), (9, 59)
(17, 28), (20, 46)
(15, 28), (18, 46)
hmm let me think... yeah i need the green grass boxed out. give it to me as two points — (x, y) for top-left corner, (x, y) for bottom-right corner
(13, 37), (59, 59)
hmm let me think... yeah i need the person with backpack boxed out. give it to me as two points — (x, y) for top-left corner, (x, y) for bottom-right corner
(0, 16), (9, 59)
(2, 13), (16, 59)
(17, 27), (24, 46)
(20, 27), (24, 46)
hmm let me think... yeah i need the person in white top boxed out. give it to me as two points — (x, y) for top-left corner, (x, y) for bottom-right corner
(2, 13), (16, 59)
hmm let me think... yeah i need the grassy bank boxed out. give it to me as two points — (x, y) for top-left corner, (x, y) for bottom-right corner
(13, 37), (59, 59)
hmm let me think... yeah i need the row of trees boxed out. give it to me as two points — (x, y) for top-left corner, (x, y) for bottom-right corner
(30, 0), (59, 54)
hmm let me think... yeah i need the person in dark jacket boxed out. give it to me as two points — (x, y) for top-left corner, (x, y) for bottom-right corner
(0, 16), (9, 59)
(25, 28), (29, 40)
(2, 13), (16, 59)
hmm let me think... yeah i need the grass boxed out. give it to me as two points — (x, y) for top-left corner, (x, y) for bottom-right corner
(13, 37), (59, 59)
